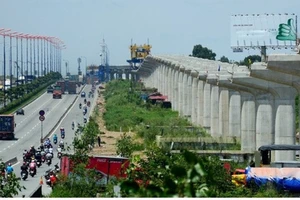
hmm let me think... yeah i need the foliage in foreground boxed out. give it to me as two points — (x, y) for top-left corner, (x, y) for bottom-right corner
(0, 160), (25, 197)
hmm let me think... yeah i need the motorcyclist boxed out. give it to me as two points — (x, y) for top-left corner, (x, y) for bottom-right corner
(49, 147), (54, 157)
(72, 121), (75, 129)
(53, 134), (58, 143)
(29, 159), (37, 175)
(35, 151), (42, 163)
(45, 152), (53, 165)
(24, 151), (31, 162)
(6, 163), (14, 176)
(57, 147), (62, 158)
(29, 145), (36, 157)
(79, 103), (82, 108)
(20, 162), (28, 176)
(59, 140), (64, 149)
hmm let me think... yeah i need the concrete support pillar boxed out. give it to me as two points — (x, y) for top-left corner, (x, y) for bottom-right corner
(178, 68), (184, 116)
(219, 88), (229, 137)
(229, 90), (241, 138)
(191, 71), (199, 124)
(157, 66), (162, 92)
(210, 85), (220, 137)
(182, 72), (189, 117)
(197, 80), (204, 126)
(241, 92), (256, 152)
(167, 67), (171, 100)
(163, 65), (167, 94)
(203, 82), (211, 130)
(275, 98), (296, 161)
(173, 69), (179, 111)
(185, 71), (192, 119)
(255, 93), (274, 150)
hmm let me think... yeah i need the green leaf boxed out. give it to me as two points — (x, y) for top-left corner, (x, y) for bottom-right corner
(171, 165), (187, 178)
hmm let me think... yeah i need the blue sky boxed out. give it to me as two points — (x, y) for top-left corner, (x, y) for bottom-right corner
(0, 0), (299, 74)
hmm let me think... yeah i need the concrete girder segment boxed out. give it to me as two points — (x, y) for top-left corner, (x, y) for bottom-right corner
(232, 73), (297, 161)
(267, 54), (300, 77)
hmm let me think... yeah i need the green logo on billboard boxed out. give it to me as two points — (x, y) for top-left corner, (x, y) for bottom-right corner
(276, 18), (296, 41)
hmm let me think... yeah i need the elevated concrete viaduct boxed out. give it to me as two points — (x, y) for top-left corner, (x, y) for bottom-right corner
(135, 54), (300, 162)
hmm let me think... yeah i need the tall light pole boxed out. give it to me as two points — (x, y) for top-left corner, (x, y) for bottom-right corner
(0, 29), (11, 107)
(63, 59), (69, 77)
(80, 56), (87, 76)
(15, 33), (24, 86)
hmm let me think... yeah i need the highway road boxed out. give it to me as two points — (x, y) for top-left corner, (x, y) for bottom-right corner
(0, 84), (97, 197)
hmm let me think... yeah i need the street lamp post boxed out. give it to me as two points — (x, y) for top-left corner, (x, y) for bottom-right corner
(63, 59), (69, 77)
(81, 56), (87, 76)
(0, 29), (11, 107)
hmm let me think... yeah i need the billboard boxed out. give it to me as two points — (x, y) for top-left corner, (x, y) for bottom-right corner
(230, 13), (297, 49)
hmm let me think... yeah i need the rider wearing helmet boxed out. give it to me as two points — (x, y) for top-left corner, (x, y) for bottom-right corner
(53, 134), (58, 143)
(20, 162), (28, 176)
(29, 145), (36, 156)
(29, 159), (37, 175)
(6, 163), (14, 175)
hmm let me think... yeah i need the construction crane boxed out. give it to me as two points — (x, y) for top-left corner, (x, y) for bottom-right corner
(127, 39), (152, 70)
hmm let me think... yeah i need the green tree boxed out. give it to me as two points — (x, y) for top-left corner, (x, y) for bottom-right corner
(191, 44), (216, 60)
(0, 161), (25, 197)
(242, 55), (261, 66)
(219, 56), (230, 63)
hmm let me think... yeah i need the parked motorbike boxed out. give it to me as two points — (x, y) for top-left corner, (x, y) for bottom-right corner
(21, 171), (28, 181)
(41, 156), (45, 163)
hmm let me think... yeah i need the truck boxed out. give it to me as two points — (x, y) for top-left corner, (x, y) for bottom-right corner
(53, 85), (62, 99)
(0, 115), (15, 140)
(67, 81), (77, 94)
(56, 80), (66, 94)
(60, 155), (129, 185)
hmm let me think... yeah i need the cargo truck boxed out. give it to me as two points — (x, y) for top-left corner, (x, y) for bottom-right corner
(53, 85), (62, 99)
(56, 80), (66, 94)
(0, 114), (15, 140)
(67, 81), (77, 94)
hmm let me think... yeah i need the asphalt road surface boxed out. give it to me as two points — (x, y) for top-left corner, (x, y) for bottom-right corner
(0, 84), (97, 197)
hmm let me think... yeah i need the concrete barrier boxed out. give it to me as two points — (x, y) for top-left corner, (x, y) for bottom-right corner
(29, 185), (42, 197)
(5, 157), (18, 165)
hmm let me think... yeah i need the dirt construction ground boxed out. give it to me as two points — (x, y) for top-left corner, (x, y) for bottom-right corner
(89, 87), (134, 156)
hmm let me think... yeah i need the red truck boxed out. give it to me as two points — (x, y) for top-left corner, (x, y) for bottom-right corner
(0, 114), (15, 140)
(53, 85), (62, 99)
(60, 155), (130, 185)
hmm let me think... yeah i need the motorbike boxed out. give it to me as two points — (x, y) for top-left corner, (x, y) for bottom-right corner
(61, 133), (65, 139)
(57, 152), (62, 159)
(79, 104), (82, 109)
(41, 156), (45, 163)
(36, 160), (42, 168)
(29, 167), (36, 177)
(84, 118), (87, 123)
(53, 138), (57, 145)
(44, 173), (51, 187)
(72, 123), (74, 130)
(21, 171), (28, 181)
(59, 143), (64, 150)
(46, 159), (52, 166)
